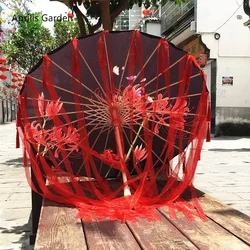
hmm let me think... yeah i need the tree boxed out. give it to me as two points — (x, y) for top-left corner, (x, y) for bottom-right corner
(0, 0), (33, 12)
(51, 0), (187, 36)
(53, 18), (81, 48)
(1, 11), (54, 72)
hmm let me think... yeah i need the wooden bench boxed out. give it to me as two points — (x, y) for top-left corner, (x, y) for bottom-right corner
(34, 188), (250, 250)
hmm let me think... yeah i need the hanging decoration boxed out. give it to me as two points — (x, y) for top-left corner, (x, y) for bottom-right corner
(142, 9), (150, 16)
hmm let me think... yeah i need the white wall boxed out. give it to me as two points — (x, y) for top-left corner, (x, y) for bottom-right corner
(146, 22), (161, 37)
(197, 0), (250, 111)
(203, 60), (212, 94)
(216, 57), (250, 108)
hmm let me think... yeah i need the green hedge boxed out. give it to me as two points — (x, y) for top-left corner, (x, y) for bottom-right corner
(215, 119), (250, 137)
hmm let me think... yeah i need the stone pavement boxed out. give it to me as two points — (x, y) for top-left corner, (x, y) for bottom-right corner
(194, 136), (250, 216)
(0, 123), (32, 250)
(0, 122), (250, 249)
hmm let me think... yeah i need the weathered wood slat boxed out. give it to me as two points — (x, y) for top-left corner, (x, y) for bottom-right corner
(83, 220), (141, 250)
(127, 211), (199, 250)
(35, 199), (87, 250)
(198, 191), (250, 246)
(159, 206), (250, 250)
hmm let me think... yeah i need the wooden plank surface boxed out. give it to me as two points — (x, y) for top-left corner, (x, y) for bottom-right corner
(159, 206), (250, 250)
(35, 199), (87, 250)
(198, 191), (250, 246)
(83, 220), (141, 250)
(81, 179), (141, 250)
(127, 211), (198, 250)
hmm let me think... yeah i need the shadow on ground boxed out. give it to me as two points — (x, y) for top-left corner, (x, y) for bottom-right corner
(210, 207), (250, 221)
(212, 136), (250, 141)
(0, 212), (34, 250)
(209, 148), (250, 152)
(1, 157), (23, 166)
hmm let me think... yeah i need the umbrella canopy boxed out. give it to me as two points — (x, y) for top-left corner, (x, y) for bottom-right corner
(17, 30), (210, 222)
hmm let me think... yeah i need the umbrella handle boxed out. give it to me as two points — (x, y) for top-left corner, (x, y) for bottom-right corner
(114, 125), (131, 196)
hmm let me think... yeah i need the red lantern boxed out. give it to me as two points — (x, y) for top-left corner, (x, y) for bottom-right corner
(0, 58), (7, 64)
(68, 12), (74, 18)
(12, 72), (18, 77)
(142, 9), (150, 16)
(18, 78), (22, 82)
(0, 74), (7, 80)
(12, 78), (17, 83)
(17, 88), (21, 92)
(11, 84), (17, 89)
(0, 66), (7, 72)
(18, 83), (23, 87)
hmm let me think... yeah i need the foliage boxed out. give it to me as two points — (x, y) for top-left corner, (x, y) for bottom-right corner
(215, 118), (250, 137)
(1, 11), (83, 71)
(1, 11), (54, 72)
(52, 0), (188, 35)
(0, 0), (33, 12)
(53, 19), (80, 48)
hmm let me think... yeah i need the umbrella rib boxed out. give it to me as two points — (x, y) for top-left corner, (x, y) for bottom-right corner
(144, 54), (187, 88)
(51, 60), (105, 100)
(85, 116), (109, 127)
(121, 125), (164, 165)
(75, 125), (111, 176)
(128, 119), (182, 151)
(78, 49), (107, 98)
(34, 117), (109, 159)
(148, 73), (201, 96)
(33, 116), (87, 135)
(141, 110), (202, 118)
(38, 123), (89, 158)
(99, 127), (112, 177)
(26, 97), (93, 107)
(28, 76), (107, 107)
(145, 117), (195, 136)
(102, 34), (113, 93)
(56, 123), (110, 168)
(118, 36), (134, 91)
(22, 110), (107, 120)
(27, 97), (108, 111)
(131, 44), (161, 85)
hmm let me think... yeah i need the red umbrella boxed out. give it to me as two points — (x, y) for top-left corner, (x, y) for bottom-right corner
(17, 31), (210, 222)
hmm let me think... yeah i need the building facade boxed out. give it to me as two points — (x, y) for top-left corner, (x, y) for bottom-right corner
(160, 0), (250, 131)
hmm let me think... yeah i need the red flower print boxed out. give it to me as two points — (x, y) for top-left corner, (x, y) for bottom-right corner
(46, 99), (63, 118)
(38, 93), (45, 116)
(134, 144), (147, 162)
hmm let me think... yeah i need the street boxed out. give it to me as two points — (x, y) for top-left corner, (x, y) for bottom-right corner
(0, 122), (250, 249)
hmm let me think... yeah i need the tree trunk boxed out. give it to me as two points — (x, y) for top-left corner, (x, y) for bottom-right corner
(99, 0), (112, 30)
(73, 6), (87, 36)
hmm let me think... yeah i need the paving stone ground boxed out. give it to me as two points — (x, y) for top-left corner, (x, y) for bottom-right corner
(0, 122), (250, 249)
(0, 123), (32, 250)
(194, 136), (250, 216)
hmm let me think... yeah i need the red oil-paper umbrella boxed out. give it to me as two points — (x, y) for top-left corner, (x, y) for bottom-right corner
(17, 31), (210, 222)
